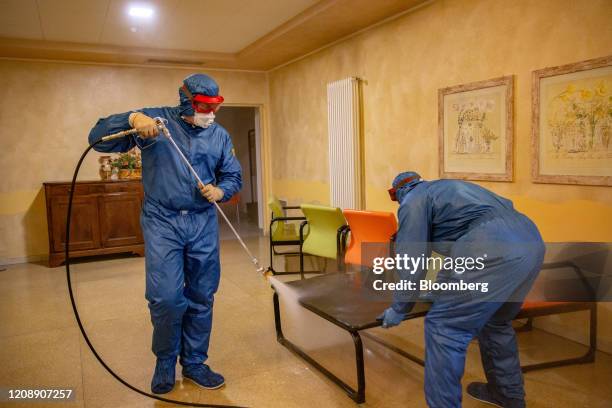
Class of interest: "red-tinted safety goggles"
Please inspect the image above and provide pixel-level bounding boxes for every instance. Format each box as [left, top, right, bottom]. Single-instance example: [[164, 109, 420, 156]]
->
[[192, 100, 222, 114], [388, 176, 418, 201], [181, 84, 224, 113]]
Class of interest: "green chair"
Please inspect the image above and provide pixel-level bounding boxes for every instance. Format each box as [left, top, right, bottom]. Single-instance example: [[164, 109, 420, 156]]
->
[[299, 204, 347, 279], [267, 197, 308, 275]]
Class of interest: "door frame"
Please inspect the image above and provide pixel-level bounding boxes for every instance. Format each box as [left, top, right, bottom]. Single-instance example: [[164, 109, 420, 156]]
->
[[220, 103, 270, 232]]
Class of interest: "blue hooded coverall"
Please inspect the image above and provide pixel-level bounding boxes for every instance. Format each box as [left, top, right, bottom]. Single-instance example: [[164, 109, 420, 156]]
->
[[88, 76, 242, 368], [392, 175, 544, 407]]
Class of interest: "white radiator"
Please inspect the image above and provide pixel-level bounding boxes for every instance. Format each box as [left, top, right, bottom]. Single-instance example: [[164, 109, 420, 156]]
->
[[327, 77, 363, 210]]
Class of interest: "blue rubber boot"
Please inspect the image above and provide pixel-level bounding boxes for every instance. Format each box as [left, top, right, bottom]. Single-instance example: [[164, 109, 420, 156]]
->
[[151, 358, 176, 394], [182, 364, 225, 390]]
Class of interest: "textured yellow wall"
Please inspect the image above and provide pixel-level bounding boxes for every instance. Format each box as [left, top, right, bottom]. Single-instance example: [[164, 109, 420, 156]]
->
[[269, 0, 612, 240], [268, 0, 612, 350], [0, 60, 267, 262]]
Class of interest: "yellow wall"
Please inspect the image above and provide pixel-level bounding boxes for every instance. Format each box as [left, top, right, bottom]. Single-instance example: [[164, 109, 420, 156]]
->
[[0, 60, 267, 262], [269, 0, 612, 240], [268, 0, 612, 350]]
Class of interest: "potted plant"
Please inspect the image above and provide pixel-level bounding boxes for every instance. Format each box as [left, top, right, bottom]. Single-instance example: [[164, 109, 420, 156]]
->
[[112, 152, 136, 179]]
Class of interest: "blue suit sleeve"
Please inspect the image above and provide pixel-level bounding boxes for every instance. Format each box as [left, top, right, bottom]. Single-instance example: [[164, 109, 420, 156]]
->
[[88, 111, 137, 153], [215, 135, 242, 202], [392, 191, 432, 314]]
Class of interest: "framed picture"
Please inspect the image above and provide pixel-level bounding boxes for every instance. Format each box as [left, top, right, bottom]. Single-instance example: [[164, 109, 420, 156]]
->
[[439, 76, 513, 181], [532, 56, 611, 186]]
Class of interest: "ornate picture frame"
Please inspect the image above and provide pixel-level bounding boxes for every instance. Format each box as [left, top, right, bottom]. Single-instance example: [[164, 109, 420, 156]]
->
[[439, 76, 514, 182], [532, 56, 611, 186]]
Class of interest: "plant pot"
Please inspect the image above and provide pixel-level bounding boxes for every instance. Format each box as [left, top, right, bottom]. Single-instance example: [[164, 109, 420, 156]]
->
[[130, 168, 142, 179], [119, 169, 131, 179]]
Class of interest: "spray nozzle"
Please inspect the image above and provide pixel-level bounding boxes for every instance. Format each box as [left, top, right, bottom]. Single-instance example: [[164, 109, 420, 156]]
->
[[154, 117, 170, 137]]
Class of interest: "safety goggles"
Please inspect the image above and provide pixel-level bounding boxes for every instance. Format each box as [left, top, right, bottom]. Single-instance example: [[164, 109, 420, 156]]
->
[[192, 100, 222, 114], [388, 176, 418, 201], [181, 84, 224, 113]]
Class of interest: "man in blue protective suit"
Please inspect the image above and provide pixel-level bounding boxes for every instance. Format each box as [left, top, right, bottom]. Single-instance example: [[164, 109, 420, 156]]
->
[[88, 74, 242, 394], [378, 172, 545, 408]]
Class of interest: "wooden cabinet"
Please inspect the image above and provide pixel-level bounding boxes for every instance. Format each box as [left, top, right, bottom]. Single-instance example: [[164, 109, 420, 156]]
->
[[44, 180, 145, 267]]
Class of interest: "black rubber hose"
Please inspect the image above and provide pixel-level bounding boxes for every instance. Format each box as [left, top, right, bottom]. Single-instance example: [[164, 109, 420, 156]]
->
[[65, 141, 247, 408]]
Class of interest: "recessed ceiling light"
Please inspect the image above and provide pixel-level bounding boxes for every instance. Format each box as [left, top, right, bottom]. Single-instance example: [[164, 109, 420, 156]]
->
[[128, 6, 154, 18]]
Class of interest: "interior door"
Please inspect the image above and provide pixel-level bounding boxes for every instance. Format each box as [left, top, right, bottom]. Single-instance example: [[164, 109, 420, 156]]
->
[[248, 129, 257, 202], [99, 193, 143, 247], [51, 196, 101, 252]]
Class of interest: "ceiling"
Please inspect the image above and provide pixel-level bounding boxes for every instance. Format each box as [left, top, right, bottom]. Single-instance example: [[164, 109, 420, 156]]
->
[[0, 0, 430, 70]]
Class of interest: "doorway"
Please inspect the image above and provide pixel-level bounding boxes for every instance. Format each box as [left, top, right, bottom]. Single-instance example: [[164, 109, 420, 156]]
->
[[214, 106, 263, 240]]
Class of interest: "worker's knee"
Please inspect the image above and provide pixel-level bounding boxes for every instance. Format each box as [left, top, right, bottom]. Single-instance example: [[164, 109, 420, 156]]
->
[[148, 289, 187, 318], [185, 289, 215, 309], [425, 313, 475, 348]]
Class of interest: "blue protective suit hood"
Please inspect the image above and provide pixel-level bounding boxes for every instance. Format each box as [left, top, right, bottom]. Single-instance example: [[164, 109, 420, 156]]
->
[[393, 171, 423, 203], [179, 74, 221, 116]]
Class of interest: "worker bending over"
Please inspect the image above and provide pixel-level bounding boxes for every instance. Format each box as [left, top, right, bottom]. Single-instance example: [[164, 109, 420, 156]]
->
[[379, 172, 544, 408], [88, 74, 242, 394]]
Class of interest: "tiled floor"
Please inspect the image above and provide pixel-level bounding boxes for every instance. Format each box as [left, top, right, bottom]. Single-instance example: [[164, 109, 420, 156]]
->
[[1, 234, 611, 407]]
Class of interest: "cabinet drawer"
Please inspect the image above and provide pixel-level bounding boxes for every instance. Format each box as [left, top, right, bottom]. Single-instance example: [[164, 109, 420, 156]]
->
[[89, 184, 106, 194], [47, 184, 91, 196], [105, 182, 142, 194]]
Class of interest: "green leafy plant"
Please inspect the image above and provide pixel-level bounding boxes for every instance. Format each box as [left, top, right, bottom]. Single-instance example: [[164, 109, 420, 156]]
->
[[111, 152, 139, 170]]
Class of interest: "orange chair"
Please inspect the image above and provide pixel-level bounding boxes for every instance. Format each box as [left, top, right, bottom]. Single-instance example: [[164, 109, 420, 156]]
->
[[341, 209, 398, 268]]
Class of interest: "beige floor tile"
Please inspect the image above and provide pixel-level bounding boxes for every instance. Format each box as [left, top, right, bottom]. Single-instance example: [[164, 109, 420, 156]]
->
[[0, 285, 76, 338], [72, 268, 149, 325], [0, 327, 84, 408]]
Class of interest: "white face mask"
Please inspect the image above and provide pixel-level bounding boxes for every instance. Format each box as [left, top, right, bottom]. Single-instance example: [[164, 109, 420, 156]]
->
[[193, 112, 215, 128]]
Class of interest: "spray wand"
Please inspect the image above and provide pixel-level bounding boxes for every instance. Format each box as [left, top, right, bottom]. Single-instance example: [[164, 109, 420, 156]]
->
[[102, 118, 269, 276]]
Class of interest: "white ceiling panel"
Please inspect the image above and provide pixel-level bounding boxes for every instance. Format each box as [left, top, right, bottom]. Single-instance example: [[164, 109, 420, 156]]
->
[[100, 0, 318, 52], [100, 0, 180, 48], [0, 0, 430, 70], [0, 0, 43, 39], [0, 0, 318, 52], [37, 0, 110, 43]]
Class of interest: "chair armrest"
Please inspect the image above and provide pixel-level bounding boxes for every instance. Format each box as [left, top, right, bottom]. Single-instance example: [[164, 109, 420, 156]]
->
[[270, 216, 307, 232], [271, 216, 306, 223], [337, 225, 350, 264], [299, 220, 309, 241]]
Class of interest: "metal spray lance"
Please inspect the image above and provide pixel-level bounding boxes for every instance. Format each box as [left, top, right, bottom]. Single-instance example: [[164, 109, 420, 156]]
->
[[154, 118, 268, 276], [102, 118, 268, 276]]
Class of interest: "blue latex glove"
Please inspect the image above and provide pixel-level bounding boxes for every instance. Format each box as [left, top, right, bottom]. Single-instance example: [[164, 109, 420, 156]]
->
[[377, 307, 405, 328]]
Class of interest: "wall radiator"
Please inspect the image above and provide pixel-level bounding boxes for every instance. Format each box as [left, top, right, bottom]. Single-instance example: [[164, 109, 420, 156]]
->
[[327, 77, 363, 210]]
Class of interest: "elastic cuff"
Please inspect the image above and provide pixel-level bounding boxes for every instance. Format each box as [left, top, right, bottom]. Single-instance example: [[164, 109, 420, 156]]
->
[[391, 302, 413, 314]]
